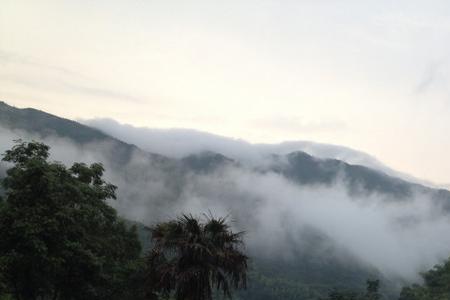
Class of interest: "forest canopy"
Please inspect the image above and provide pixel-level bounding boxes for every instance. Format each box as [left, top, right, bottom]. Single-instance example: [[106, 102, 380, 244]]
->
[[0, 141, 142, 300]]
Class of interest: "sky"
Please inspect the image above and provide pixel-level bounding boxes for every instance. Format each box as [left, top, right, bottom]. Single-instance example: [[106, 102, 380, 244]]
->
[[1, 0, 450, 184]]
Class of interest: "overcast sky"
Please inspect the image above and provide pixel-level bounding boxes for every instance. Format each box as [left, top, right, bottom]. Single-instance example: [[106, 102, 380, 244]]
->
[[1, 0, 450, 184]]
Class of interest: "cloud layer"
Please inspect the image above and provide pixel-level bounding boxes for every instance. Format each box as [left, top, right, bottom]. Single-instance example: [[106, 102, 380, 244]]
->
[[84, 118, 425, 184]]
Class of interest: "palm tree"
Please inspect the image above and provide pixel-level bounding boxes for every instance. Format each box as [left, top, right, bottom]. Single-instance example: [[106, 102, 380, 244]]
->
[[144, 214, 248, 300]]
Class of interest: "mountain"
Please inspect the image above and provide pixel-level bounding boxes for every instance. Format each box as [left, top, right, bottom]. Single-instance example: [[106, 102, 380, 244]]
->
[[84, 118, 403, 178], [2, 100, 447, 205], [1, 101, 449, 299], [276, 152, 450, 207], [0, 101, 114, 143], [0, 101, 169, 167], [181, 151, 235, 173]]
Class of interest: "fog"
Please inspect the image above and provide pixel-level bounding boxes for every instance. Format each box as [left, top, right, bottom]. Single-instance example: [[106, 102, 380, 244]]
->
[[1, 125, 450, 284], [83, 119, 390, 170], [83, 118, 429, 186], [174, 168, 450, 281]]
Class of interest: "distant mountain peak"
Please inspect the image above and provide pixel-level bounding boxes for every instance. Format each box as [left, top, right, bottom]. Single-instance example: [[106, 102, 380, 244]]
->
[[181, 151, 235, 173]]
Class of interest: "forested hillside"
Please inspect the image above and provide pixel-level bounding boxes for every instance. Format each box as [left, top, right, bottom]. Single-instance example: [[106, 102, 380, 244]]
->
[[1, 101, 450, 299]]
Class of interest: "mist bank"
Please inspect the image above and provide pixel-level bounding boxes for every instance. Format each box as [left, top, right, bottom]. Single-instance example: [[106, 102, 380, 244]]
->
[[83, 118, 406, 176], [1, 125, 450, 285]]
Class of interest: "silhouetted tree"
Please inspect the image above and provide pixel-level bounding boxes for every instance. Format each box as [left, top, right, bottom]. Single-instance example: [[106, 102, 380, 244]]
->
[[145, 214, 248, 300]]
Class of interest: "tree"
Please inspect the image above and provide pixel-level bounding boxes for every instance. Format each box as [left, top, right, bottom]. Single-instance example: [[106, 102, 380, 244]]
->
[[326, 288, 358, 300], [0, 141, 142, 300], [365, 280, 381, 300], [145, 214, 248, 300], [398, 258, 450, 300], [322, 279, 382, 300]]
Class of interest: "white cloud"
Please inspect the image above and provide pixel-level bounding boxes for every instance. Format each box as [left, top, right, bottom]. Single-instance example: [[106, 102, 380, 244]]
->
[[83, 118, 424, 183]]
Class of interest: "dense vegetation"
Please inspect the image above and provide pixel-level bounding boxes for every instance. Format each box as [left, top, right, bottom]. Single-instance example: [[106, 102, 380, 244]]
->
[[321, 279, 382, 300], [145, 215, 248, 300], [398, 258, 450, 300], [0, 141, 248, 300], [0, 141, 143, 300], [319, 259, 450, 300], [4, 141, 450, 300]]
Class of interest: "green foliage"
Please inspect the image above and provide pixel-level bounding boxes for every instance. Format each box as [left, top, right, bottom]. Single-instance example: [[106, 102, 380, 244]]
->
[[398, 258, 450, 300], [0, 141, 142, 300], [145, 214, 248, 300], [321, 279, 382, 300], [365, 280, 381, 300], [326, 288, 358, 300]]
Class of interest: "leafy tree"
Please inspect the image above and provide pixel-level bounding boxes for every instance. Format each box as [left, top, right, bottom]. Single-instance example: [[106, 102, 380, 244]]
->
[[398, 258, 450, 300], [145, 214, 248, 300], [0, 141, 142, 300]]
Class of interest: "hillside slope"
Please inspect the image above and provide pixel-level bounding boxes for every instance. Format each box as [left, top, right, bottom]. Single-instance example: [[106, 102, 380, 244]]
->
[[1, 101, 449, 299]]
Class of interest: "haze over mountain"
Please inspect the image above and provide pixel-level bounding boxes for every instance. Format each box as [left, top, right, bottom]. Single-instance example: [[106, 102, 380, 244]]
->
[[2, 101, 450, 299], [84, 118, 413, 181]]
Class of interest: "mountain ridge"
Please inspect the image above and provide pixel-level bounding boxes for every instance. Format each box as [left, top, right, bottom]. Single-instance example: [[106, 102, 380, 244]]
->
[[1, 100, 449, 300], [1, 101, 449, 204]]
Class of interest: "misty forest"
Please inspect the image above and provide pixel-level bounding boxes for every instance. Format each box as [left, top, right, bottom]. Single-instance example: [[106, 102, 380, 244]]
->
[[3, 1, 450, 299], [1, 101, 450, 300]]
